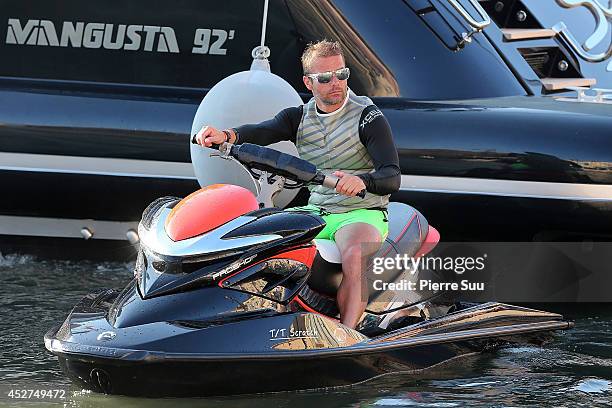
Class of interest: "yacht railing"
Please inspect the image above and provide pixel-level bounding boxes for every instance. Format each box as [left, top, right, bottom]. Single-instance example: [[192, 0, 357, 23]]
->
[[556, 86, 612, 104], [447, 0, 491, 48]]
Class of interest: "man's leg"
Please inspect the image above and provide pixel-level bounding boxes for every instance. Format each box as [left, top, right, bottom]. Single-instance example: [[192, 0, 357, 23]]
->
[[334, 223, 382, 329]]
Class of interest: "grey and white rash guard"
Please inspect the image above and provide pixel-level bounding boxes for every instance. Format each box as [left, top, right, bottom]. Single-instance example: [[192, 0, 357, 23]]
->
[[234, 93, 400, 212]]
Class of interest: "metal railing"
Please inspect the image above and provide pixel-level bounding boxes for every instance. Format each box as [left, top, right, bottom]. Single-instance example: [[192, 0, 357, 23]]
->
[[557, 86, 612, 104], [446, 0, 491, 48]]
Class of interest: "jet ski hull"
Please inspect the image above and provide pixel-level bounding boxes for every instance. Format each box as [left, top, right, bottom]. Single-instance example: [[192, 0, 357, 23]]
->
[[45, 300, 571, 397]]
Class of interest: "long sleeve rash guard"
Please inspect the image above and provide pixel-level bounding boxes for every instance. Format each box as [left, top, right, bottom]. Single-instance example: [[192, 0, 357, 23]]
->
[[234, 105, 401, 196]]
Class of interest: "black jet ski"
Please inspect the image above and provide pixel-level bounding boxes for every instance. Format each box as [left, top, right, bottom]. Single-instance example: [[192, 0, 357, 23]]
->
[[44, 142, 572, 397]]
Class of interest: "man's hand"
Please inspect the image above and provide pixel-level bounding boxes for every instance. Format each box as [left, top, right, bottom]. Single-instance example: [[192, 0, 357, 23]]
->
[[333, 171, 366, 197], [194, 126, 228, 147]]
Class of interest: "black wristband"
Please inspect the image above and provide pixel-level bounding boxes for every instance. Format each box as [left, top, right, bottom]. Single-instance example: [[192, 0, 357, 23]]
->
[[222, 130, 231, 143]]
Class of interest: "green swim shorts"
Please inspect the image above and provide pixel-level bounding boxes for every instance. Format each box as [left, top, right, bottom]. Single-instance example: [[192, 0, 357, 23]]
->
[[287, 204, 388, 242]]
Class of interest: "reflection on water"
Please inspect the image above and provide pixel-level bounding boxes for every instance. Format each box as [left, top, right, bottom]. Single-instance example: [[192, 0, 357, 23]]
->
[[0, 254, 610, 407]]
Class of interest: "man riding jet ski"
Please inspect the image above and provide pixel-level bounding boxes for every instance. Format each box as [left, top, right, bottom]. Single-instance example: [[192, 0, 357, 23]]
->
[[195, 40, 401, 329], [44, 139, 572, 397]]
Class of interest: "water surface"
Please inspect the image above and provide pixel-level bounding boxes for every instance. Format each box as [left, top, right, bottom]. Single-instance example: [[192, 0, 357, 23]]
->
[[0, 253, 610, 407]]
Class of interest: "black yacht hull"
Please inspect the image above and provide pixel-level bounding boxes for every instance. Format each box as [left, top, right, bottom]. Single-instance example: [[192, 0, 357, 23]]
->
[[2, 0, 612, 256], [1, 89, 611, 257]]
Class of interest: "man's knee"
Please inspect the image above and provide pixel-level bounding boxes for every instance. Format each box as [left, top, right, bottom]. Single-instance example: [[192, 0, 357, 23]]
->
[[340, 245, 361, 266]]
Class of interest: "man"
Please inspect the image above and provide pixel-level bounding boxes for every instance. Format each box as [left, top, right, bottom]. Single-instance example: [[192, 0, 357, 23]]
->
[[195, 40, 400, 329]]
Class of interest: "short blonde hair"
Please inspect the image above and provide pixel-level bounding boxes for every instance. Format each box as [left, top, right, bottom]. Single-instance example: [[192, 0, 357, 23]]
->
[[301, 40, 345, 74]]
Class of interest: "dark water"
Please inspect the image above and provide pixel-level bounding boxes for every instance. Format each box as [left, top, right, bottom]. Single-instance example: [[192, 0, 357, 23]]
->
[[1, 253, 611, 407]]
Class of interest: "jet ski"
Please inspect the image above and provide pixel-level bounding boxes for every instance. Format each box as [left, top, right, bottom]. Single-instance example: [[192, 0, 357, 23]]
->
[[44, 141, 573, 397]]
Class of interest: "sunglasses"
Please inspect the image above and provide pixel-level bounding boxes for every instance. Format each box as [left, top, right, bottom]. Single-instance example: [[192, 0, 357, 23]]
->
[[305, 67, 350, 84]]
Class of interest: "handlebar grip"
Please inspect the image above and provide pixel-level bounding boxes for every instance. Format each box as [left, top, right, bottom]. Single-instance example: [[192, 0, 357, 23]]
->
[[191, 133, 222, 150], [322, 175, 367, 199]]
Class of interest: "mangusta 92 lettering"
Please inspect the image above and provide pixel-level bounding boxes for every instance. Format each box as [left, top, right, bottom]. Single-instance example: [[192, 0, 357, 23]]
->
[[5, 18, 235, 54]]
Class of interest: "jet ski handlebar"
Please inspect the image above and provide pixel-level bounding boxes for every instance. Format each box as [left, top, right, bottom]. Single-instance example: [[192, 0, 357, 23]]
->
[[194, 140, 365, 198]]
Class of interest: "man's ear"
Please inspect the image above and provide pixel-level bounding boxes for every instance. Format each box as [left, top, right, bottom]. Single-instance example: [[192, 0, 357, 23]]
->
[[302, 76, 313, 91]]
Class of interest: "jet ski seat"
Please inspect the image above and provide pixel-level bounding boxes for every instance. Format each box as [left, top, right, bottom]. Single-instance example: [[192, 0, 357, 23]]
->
[[306, 202, 432, 298]]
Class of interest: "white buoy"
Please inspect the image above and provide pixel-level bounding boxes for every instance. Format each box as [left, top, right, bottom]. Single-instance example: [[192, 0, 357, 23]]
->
[[189, 56, 303, 207], [190, 0, 303, 208]]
